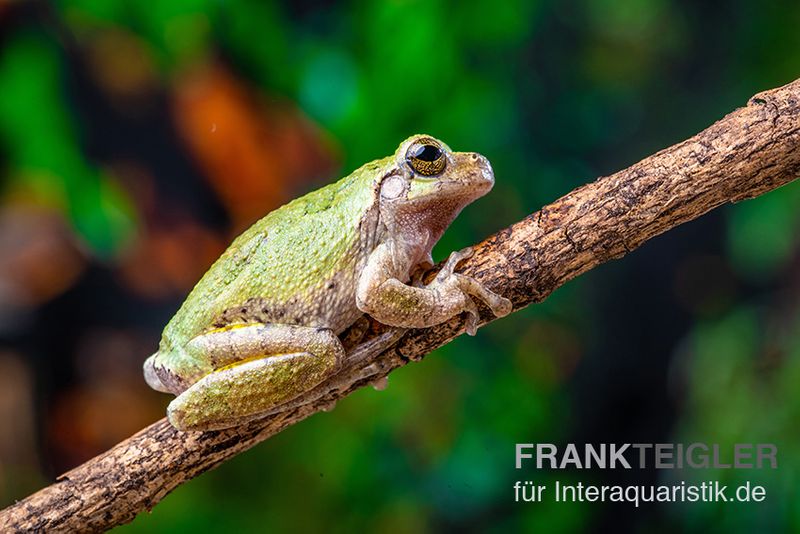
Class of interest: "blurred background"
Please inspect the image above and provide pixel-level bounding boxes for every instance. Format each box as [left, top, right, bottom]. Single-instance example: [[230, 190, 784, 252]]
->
[[0, 0, 799, 531]]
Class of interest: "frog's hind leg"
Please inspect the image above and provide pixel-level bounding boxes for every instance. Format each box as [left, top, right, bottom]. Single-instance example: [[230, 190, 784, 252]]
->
[[167, 324, 345, 431], [253, 326, 408, 417]]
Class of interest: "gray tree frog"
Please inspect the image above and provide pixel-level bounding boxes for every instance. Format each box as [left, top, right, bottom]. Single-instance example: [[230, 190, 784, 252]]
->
[[144, 135, 512, 431]]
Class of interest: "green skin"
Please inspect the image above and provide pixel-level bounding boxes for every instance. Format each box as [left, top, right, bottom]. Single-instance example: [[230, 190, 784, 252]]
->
[[144, 134, 512, 431]]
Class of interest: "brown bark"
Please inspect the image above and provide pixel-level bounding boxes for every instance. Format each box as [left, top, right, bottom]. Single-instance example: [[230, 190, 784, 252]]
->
[[3, 78, 800, 533]]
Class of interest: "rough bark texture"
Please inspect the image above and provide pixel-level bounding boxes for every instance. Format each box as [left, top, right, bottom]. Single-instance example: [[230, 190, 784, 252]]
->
[[3, 78, 800, 533]]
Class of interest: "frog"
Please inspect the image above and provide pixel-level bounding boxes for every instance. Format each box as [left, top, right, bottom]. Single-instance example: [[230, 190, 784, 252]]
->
[[144, 134, 512, 431]]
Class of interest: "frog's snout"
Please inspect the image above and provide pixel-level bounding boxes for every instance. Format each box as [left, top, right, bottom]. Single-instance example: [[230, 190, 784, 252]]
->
[[464, 152, 495, 191]]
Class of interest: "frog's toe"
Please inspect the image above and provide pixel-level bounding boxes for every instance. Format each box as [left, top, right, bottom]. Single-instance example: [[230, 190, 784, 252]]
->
[[489, 294, 513, 318]]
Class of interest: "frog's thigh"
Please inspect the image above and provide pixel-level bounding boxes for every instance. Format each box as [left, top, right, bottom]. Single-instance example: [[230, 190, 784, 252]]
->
[[170, 324, 344, 431], [186, 323, 343, 370]]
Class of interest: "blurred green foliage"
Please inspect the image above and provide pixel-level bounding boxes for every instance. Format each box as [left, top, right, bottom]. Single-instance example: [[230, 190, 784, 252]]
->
[[1, 0, 800, 532], [0, 32, 135, 257]]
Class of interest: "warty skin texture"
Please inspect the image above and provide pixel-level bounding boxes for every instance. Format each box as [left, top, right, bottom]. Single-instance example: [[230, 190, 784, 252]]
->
[[144, 134, 511, 430]]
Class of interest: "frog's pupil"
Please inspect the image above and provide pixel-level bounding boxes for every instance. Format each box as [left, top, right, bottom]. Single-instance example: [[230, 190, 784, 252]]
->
[[413, 144, 441, 162]]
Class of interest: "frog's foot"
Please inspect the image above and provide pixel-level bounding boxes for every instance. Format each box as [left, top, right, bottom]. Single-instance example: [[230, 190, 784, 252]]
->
[[436, 246, 475, 282], [357, 244, 512, 336], [413, 247, 510, 335], [167, 324, 345, 431], [449, 271, 512, 335], [429, 248, 512, 335]]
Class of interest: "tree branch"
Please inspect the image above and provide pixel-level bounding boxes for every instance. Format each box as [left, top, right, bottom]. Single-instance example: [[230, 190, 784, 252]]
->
[[3, 78, 800, 533]]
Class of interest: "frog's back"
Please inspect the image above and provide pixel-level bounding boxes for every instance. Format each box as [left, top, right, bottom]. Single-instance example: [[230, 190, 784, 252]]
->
[[160, 159, 388, 356]]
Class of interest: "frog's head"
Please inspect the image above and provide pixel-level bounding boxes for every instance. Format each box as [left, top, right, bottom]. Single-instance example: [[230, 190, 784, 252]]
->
[[388, 134, 495, 203], [378, 134, 495, 260]]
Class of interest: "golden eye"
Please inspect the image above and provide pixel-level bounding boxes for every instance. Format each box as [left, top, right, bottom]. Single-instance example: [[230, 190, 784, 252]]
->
[[406, 138, 446, 176]]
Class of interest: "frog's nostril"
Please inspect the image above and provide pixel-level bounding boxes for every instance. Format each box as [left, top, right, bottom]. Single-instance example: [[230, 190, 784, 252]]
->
[[470, 153, 489, 167], [470, 154, 493, 179], [469, 152, 490, 169]]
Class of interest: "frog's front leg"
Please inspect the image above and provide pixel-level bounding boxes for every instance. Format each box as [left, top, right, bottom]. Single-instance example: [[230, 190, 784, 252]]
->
[[356, 244, 512, 335], [168, 324, 344, 431]]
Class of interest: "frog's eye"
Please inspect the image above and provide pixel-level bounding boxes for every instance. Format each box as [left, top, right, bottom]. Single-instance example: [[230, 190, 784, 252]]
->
[[406, 138, 446, 177]]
